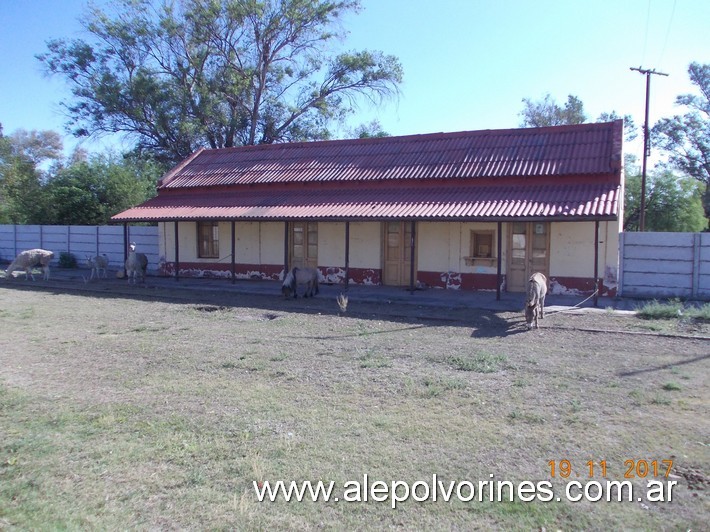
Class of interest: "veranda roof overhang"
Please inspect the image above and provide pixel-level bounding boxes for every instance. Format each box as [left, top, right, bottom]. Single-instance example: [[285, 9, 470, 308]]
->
[[111, 181, 620, 223]]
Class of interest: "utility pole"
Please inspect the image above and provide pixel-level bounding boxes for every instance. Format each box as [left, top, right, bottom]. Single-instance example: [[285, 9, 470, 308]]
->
[[630, 66, 668, 231]]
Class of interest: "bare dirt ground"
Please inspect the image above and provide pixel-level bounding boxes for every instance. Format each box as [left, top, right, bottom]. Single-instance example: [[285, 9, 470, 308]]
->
[[0, 280, 708, 530]]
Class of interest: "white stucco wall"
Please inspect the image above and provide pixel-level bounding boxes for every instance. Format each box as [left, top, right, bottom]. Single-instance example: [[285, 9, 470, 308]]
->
[[417, 222, 450, 271], [157, 219, 619, 289], [234, 222, 260, 263], [348, 222, 381, 269], [549, 220, 619, 279], [161, 221, 286, 265], [258, 222, 283, 264], [318, 222, 346, 266], [418, 222, 503, 273]]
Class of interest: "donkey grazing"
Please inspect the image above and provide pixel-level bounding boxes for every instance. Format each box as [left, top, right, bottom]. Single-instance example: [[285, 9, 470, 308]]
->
[[525, 272, 548, 329], [282, 267, 319, 299]]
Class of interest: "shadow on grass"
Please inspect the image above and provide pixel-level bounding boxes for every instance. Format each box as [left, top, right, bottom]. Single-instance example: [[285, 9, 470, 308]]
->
[[469, 311, 529, 338], [0, 278, 517, 332], [618, 353, 710, 377]]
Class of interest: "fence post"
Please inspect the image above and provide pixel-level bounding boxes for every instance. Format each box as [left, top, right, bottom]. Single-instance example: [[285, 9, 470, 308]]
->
[[692, 233, 701, 299], [617, 232, 625, 298]]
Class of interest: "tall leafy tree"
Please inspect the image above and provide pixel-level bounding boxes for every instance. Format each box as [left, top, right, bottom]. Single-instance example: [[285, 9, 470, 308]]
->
[[519, 94, 587, 127], [0, 127, 62, 224], [623, 156, 706, 232], [652, 62, 710, 226], [43, 153, 162, 225], [519, 94, 637, 141], [38, 0, 403, 164]]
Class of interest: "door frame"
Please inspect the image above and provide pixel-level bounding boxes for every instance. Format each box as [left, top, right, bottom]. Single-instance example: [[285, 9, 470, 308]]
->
[[381, 220, 417, 287], [289, 221, 318, 269], [506, 221, 550, 292]]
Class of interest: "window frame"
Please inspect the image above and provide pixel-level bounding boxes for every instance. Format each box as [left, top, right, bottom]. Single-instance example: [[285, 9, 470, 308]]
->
[[197, 221, 220, 259], [470, 230, 495, 259]]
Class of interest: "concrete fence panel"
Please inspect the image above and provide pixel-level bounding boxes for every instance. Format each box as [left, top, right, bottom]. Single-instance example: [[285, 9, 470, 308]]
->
[[619, 232, 710, 300], [0, 224, 159, 274]]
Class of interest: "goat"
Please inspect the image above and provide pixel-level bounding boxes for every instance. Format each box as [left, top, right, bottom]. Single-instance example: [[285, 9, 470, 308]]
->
[[337, 293, 349, 313], [86, 254, 109, 280], [125, 242, 148, 284], [5, 249, 54, 281], [525, 272, 547, 329]]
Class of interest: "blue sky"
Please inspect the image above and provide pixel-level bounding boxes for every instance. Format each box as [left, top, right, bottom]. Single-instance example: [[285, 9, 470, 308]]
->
[[1, 0, 708, 160]]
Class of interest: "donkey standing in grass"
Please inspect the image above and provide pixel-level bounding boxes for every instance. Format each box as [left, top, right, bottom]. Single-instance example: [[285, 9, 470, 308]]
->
[[525, 272, 548, 329], [281, 267, 319, 299]]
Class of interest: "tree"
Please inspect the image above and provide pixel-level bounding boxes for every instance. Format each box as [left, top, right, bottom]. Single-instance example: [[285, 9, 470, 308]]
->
[[0, 124, 163, 225], [42, 153, 163, 225], [623, 156, 706, 232], [519, 94, 586, 127], [519, 94, 637, 141], [348, 119, 389, 139], [652, 62, 710, 226], [38, 0, 403, 164], [0, 128, 63, 224]]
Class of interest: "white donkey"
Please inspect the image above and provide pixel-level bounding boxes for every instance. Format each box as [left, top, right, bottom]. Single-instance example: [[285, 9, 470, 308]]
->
[[525, 272, 548, 329]]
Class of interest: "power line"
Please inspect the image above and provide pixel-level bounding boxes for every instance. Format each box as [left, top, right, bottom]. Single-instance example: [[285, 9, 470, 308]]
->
[[630, 67, 669, 232], [658, 0, 677, 69]]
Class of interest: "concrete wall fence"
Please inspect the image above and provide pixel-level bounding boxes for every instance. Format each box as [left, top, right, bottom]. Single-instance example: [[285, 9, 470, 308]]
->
[[0, 224, 159, 274], [618, 232, 710, 300]]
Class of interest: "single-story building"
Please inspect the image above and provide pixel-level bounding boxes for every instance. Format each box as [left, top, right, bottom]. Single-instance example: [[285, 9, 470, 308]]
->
[[112, 120, 624, 297]]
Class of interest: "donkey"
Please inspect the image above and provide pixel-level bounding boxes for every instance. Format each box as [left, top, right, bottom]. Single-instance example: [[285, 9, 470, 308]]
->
[[282, 267, 319, 299], [525, 272, 548, 329]]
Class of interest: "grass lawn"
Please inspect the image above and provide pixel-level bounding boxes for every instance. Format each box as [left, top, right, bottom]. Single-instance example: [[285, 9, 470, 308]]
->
[[1, 282, 708, 529]]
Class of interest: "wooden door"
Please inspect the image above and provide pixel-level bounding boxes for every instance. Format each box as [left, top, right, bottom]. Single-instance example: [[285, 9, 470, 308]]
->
[[290, 222, 318, 269], [507, 222, 549, 292], [383, 221, 413, 286]]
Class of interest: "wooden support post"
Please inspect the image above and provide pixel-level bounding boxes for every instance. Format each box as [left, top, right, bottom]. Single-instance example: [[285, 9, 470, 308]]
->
[[496, 221, 502, 301], [174, 221, 180, 281], [231, 220, 236, 284], [283, 222, 289, 280], [409, 220, 416, 294], [344, 221, 350, 291], [593, 220, 599, 307], [123, 223, 128, 277]]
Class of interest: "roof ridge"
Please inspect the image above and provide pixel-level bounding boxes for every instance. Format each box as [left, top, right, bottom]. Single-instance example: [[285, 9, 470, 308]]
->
[[157, 121, 622, 189], [192, 120, 620, 155]]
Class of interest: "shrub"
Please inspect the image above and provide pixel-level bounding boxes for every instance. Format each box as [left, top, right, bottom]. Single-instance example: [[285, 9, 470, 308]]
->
[[685, 303, 710, 321], [636, 299, 683, 319], [58, 252, 77, 268]]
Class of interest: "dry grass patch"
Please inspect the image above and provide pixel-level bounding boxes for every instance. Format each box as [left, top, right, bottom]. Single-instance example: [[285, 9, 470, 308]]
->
[[0, 284, 708, 530]]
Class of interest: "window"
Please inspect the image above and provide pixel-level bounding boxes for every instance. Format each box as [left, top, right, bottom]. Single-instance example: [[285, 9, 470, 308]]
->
[[198, 221, 219, 258], [471, 230, 494, 258]]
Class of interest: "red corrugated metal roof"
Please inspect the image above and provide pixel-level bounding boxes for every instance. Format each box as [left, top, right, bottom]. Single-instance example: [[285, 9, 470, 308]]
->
[[158, 121, 623, 189], [113, 121, 623, 222], [112, 181, 620, 222]]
